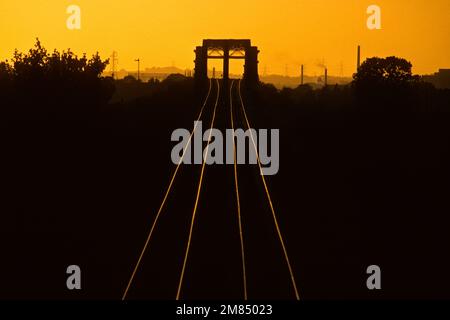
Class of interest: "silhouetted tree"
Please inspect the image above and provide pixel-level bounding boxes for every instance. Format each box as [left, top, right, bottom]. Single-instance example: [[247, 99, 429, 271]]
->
[[0, 38, 114, 122], [353, 56, 419, 86], [0, 61, 12, 80], [352, 56, 424, 111], [0, 61, 13, 101]]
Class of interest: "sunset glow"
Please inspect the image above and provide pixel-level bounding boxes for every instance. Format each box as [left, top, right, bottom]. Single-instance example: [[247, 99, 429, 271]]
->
[[1, 1, 449, 75]]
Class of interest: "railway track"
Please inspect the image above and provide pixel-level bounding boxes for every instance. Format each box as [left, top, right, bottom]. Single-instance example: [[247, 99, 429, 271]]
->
[[122, 78, 300, 300]]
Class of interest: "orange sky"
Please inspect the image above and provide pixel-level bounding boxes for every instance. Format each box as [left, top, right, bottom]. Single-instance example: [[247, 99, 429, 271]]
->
[[0, 0, 449, 76]]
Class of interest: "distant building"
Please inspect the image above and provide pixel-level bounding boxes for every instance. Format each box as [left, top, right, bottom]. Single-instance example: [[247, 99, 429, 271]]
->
[[422, 69, 450, 89]]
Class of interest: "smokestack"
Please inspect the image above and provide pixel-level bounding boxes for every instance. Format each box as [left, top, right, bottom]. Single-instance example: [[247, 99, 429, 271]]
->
[[301, 65, 304, 85], [357, 45, 361, 71], [324, 68, 328, 87]]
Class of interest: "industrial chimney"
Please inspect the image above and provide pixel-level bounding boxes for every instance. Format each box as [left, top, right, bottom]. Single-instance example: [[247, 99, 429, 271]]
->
[[324, 68, 328, 87], [301, 65, 304, 85], [357, 45, 361, 71]]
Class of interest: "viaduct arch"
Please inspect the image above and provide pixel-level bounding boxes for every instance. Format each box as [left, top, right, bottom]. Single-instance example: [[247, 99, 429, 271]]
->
[[194, 39, 259, 86]]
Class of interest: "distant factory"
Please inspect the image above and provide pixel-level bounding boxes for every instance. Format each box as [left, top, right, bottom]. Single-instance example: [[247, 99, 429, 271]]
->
[[422, 69, 450, 89]]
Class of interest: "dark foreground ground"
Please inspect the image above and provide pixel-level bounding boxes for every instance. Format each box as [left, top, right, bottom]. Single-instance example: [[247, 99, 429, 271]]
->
[[1, 77, 450, 299]]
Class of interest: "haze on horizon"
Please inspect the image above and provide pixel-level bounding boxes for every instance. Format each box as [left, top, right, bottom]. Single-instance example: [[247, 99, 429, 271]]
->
[[1, 0, 449, 76]]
